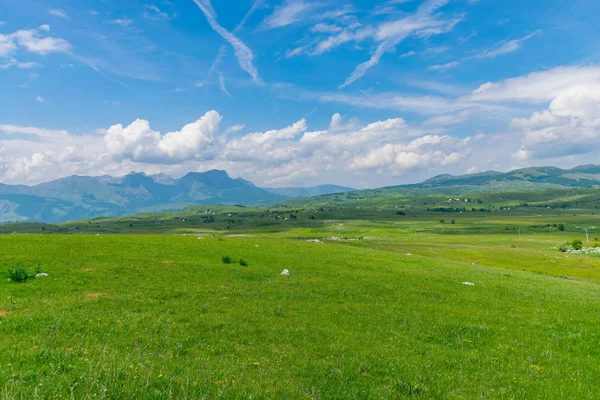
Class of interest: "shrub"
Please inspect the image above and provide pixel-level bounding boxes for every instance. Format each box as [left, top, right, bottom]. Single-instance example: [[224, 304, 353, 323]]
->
[[571, 239, 583, 251], [558, 224, 565, 232], [396, 211, 406, 216], [594, 243, 599, 249], [439, 219, 445, 224], [8, 267, 33, 283], [558, 243, 569, 253], [451, 220, 456, 225], [239, 259, 248, 267], [221, 255, 233, 264]]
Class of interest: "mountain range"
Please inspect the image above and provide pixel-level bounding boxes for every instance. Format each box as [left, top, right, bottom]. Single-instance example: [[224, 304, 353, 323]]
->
[[0, 170, 353, 223], [1, 165, 599, 223]]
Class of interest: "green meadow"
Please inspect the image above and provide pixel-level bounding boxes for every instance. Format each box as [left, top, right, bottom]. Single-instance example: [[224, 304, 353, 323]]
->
[[2, 190, 600, 398]]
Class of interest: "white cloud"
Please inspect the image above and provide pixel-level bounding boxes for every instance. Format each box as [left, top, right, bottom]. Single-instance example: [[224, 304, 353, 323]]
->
[[109, 18, 134, 27], [470, 66, 600, 103], [18, 61, 41, 68], [193, 0, 262, 85], [310, 23, 343, 34], [0, 110, 510, 187], [35, 95, 44, 103], [474, 31, 540, 59], [9, 28, 72, 55], [227, 124, 245, 133], [0, 125, 68, 139], [329, 113, 343, 131], [0, 35, 18, 57], [311, 27, 374, 56], [340, 0, 458, 88], [423, 111, 471, 126], [261, 1, 321, 29], [143, 4, 171, 19], [49, 9, 71, 20], [104, 110, 222, 163], [218, 72, 230, 96], [427, 61, 459, 72], [39, 24, 51, 32], [224, 119, 308, 162]]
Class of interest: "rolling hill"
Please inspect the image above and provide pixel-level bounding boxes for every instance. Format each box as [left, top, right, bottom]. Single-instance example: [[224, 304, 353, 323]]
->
[[281, 165, 600, 205]]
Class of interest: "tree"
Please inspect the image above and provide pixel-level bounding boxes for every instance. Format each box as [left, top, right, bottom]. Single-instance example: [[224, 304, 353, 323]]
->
[[572, 239, 583, 250]]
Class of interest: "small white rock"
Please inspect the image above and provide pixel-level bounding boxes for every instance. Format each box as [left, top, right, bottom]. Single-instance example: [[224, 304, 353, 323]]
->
[[281, 269, 290, 276], [462, 281, 475, 286], [36, 273, 49, 278], [406, 253, 412, 256]]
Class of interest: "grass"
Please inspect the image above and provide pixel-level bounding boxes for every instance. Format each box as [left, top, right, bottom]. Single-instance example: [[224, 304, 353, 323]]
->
[[1, 188, 600, 398], [1, 226, 600, 398], [7, 267, 33, 283]]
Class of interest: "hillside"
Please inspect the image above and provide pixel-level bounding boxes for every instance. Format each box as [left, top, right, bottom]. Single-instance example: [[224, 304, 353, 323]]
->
[[280, 165, 600, 206], [1, 164, 599, 224]]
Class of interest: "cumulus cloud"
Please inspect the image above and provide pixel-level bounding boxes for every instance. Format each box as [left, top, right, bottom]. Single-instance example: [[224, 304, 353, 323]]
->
[[0, 27, 72, 57], [224, 119, 308, 162], [104, 111, 222, 163], [507, 80, 600, 161], [2, 105, 492, 186]]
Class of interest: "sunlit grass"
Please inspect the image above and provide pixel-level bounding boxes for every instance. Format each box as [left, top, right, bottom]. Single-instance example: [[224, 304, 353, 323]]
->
[[1, 230, 600, 398]]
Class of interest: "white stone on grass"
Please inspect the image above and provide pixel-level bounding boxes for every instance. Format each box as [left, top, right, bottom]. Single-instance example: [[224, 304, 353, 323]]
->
[[462, 281, 475, 286], [281, 269, 290, 276], [36, 273, 49, 278]]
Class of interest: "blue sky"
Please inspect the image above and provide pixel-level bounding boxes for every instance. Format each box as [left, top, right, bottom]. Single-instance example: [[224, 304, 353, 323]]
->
[[1, 0, 600, 188]]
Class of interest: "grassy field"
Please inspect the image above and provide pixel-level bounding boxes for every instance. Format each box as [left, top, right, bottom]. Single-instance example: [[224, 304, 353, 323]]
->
[[2, 204, 600, 399]]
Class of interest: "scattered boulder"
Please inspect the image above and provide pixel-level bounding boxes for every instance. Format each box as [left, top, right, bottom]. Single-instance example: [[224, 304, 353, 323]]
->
[[35, 273, 49, 278], [306, 239, 323, 244], [462, 282, 475, 286], [406, 253, 412, 256], [281, 269, 290, 276]]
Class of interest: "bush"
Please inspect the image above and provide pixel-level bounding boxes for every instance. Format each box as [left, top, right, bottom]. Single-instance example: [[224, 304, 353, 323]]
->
[[451, 220, 456, 225], [8, 267, 33, 283], [571, 239, 583, 251], [439, 219, 445, 224], [221, 255, 233, 264], [558, 224, 565, 232], [396, 211, 406, 216], [239, 259, 248, 267], [594, 243, 599, 249], [558, 243, 570, 253]]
